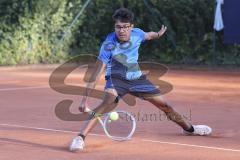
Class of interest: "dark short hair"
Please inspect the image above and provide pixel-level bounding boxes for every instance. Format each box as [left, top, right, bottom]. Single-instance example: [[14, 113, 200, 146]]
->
[[112, 8, 134, 24]]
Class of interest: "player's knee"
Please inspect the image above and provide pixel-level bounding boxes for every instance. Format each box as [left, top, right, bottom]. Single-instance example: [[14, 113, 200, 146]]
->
[[103, 96, 118, 106], [100, 97, 118, 113], [114, 96, 119, 103]]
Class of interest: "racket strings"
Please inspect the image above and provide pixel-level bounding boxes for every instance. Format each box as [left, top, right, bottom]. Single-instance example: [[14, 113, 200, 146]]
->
[[104, 111, 136, 140]]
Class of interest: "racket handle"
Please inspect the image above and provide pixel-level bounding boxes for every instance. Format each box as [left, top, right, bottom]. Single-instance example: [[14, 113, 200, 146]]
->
[[84, 107, 91, 112]]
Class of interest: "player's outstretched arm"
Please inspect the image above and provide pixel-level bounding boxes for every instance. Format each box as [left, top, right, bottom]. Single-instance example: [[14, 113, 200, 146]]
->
[[144, 25, 167, 40], [80, 60, 106, 111]]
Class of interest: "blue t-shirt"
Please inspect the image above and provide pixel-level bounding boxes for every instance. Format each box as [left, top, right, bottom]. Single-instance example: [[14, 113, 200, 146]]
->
[[98, 28, 145, 80]]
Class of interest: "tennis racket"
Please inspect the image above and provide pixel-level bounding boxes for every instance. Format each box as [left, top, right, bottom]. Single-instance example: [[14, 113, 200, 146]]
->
[[85, 107, 136, 141]]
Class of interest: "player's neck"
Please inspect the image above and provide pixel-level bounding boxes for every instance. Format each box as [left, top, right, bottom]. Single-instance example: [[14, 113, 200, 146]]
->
[[116, 37, 130, 43]]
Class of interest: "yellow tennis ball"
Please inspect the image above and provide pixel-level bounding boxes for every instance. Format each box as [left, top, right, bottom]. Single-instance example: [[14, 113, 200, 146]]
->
[[109, 112, 119, 121]]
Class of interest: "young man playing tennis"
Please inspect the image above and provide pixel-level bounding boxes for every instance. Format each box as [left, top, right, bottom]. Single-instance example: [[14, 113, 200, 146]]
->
[[70, 8, 212, 151]]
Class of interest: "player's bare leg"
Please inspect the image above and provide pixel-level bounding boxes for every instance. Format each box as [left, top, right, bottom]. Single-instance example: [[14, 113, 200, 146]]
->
[[79, 89, 118, 136], [144, 95, 193, 131], [144, 95, 212, 135], [69, 89, 118, 151]]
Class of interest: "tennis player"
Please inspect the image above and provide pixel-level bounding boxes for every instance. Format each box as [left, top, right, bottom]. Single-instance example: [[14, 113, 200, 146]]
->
[[70, 8, 212, 151]]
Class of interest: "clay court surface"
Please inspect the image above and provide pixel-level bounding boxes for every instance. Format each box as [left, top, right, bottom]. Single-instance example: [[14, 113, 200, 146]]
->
[[0, 64, 240, 160]]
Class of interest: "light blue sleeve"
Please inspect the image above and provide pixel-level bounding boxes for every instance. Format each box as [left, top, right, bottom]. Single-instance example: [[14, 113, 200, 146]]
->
[[97, 42, 111, 64], [134, 28, 146, 42]]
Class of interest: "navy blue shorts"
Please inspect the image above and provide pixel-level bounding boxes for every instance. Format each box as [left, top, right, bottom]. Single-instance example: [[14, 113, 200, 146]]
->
[[104, 74, 160, 99]]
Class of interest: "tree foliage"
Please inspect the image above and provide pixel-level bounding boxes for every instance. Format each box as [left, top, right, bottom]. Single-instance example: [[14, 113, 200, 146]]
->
[[0, 0, 83, 65], [0, 0, 239, 65]]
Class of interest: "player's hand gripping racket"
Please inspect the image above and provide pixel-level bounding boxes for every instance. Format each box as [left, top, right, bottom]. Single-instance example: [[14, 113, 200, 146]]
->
[[83, 107, 137, 141]]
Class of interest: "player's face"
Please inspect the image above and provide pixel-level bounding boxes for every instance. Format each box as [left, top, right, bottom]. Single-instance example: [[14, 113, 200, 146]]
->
[[114, 20, 133, 42]]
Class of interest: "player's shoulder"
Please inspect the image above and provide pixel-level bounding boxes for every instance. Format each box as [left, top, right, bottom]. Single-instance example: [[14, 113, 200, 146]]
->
[[100, 32, 116, 52], [132, 28, 145, 34], [132, 28, 144, 32], [104, 32, 116, 42], [131, 28, 145, 41]]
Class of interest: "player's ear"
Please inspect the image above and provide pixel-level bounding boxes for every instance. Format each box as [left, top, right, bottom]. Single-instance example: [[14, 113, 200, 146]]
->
[[130, 24, 134, 31]]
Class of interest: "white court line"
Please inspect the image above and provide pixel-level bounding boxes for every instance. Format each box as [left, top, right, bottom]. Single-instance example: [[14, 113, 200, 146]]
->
[[0, 84, 105, 92], [0, 86, 49, 91], [1, 123, 240, 153], [0, 123, 105, 137], [142, 139, 240, 153]]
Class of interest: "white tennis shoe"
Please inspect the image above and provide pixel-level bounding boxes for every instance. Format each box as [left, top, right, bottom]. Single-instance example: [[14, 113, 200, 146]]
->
[[184, 125, 212, 136], [69, 136, 85, 151]]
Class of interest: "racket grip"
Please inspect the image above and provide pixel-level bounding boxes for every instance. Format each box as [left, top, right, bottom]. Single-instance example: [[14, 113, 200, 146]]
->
[[79, 106, 92, 113], [84, 107, 91, 112]]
